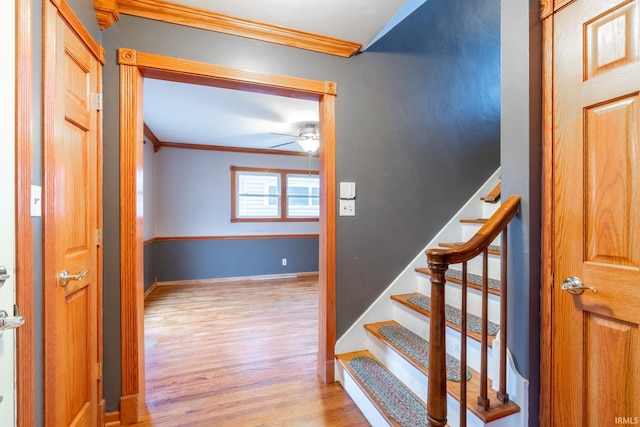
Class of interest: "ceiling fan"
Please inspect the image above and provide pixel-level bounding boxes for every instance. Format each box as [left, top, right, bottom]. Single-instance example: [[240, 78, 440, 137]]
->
[[269, 122, 320, 154]]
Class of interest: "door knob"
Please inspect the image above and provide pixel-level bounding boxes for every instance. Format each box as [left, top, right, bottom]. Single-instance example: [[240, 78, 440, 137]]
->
[[0, 308, 25, 337], [59, 269, 89, 287], [0, 266, 10, 285], [561, 276, 596, 295]]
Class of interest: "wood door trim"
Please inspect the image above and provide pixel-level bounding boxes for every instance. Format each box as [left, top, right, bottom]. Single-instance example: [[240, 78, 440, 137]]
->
[[118, 48, 337, 422], [57, 0, 105, 64], [540, 10, 554, 427], [15, 0, 35, 425]]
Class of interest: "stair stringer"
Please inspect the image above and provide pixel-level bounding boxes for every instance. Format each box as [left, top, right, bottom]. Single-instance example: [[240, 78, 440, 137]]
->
[[335, 168, 501, 356]]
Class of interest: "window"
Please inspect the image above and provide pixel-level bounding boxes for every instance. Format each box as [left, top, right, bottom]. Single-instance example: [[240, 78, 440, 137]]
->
[[231, 166, 319, 222]]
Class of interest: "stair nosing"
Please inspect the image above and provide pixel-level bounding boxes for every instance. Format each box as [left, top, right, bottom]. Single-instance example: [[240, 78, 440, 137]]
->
[[391, 292, 497, 348], [360, 321, 520, 423], [415, 267, 502, 296], [337, 350, 423, 427]]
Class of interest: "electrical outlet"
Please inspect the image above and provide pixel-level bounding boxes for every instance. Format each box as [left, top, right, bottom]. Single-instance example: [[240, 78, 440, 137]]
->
[[339, 199, 355, 216], [282, 258, 287, 266]]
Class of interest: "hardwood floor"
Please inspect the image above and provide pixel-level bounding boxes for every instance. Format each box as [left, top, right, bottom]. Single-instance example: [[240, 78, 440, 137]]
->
[[143, 276, 369, 426]]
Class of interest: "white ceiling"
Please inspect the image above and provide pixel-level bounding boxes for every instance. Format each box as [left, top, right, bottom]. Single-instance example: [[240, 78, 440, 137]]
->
[[143, 0, 428, 153]]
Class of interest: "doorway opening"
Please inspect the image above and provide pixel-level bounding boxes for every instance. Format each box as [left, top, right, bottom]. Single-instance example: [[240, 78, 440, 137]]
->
[[118, 48, 337, 422]]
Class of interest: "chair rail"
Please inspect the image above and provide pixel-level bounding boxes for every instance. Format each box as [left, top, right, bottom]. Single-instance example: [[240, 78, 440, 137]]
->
[[425, 195, 520, 427]]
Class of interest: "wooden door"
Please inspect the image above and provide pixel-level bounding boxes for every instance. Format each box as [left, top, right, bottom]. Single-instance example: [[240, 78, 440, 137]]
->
[[43, 7, 101, 427], [552, 0, 640, 425]]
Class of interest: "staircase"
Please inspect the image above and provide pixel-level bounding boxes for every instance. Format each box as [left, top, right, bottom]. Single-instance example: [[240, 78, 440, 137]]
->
[[335, 171, 528, 427]]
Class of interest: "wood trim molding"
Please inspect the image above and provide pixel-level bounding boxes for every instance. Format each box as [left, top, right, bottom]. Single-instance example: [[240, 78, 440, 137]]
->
[[540, 13, 554, 427], [114, 0, 361, 58], [541, 0, 577, 18], [119, 61, 146, 423], [318, 92, 336, 383], [142, 122, 161, 152], [540, 1, 553, 19], [120, 48, 337, 423], [54, 0, 106, 64], [149, 234, 320, 243], [118, 48, 336, 98], [16, 0, 35, 425], [159, 141, 312, 157], [94, 0, 119, 30]]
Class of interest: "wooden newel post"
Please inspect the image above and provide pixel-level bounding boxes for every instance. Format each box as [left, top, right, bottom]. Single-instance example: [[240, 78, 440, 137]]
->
[[426, 250, 449, 427]]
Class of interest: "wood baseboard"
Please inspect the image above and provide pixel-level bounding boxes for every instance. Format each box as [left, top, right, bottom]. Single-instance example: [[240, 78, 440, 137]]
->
[[157, 271, 319, 286], [143, 281, 157, 299], [105, 410, 120, 426]]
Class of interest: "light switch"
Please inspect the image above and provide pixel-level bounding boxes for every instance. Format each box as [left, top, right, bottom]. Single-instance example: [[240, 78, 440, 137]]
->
[[31, 185, 41, 217], [339, 182, 356, 199]]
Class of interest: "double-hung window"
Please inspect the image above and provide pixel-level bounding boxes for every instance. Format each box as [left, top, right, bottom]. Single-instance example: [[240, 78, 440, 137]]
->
[[231, 166, 319, 222]]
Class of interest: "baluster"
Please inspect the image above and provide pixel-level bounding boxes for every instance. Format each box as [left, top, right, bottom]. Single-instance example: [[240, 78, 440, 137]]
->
[[498, 230, 509, 403], [426, 259, 449, 427], [477, 249, 490, 411], [460, 261, 468, 427]]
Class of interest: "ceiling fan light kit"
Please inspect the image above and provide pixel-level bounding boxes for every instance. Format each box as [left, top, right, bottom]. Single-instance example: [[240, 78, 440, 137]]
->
[[297, 122, 320, 153]]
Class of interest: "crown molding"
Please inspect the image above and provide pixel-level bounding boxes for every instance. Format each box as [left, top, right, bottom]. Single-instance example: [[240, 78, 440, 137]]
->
[[104, 0, 361, 57], [94, 0, 119, 29]]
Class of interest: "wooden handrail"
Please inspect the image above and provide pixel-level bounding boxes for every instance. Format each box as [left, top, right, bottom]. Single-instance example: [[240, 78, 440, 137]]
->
[[426, 195, 520, 265], [425, 195, 520, 427]]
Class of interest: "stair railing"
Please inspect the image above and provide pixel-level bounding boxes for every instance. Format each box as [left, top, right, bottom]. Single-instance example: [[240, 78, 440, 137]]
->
[[425, 195, 520, 427]]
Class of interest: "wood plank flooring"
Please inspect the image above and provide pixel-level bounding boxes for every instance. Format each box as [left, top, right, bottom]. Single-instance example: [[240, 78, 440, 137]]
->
[[143, 276, 369, 426]]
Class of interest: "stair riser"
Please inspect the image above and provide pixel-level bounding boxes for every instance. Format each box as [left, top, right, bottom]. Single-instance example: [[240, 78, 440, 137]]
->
[[461, 224, 502, 245], [392, 303, 495, 375], [449, 255, 502, 281], [364, 334, 498, 427], [335, 362, 395, 427], [482, 201, 500, 218], [366, 334, 428, 399], [416, 276, 502, 324]]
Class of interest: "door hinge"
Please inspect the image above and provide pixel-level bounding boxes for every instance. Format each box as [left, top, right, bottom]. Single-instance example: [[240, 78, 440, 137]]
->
[[96, 362, 102, 381], [92, 92, 103, 111], [96, 228, 103, 246]]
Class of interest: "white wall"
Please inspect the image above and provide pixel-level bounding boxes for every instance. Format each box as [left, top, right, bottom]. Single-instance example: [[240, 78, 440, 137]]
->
[[143, 140, 156, 241], [152, 147, 320, 237]]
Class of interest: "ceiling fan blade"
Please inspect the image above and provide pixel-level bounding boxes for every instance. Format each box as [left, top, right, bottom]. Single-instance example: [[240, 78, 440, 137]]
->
[[270, 132, 298, 137], [269, 140, 297, 148]]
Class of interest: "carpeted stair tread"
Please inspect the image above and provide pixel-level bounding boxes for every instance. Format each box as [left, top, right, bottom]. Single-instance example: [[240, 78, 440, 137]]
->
[[364, 321, 471, 382], [439, 241, 501, 255], [337, 351, 427, 427], [414, 267, 501, 296], [391, 293, 498, 347], [352, 324, 521, 423]]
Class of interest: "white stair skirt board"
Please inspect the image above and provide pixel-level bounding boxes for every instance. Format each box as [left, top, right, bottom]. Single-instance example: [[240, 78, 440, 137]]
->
[[335, 168, 501, 356]]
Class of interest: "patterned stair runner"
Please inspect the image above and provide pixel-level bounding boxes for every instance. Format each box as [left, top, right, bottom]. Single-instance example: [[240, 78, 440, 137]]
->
[[407, 295, 500, 336], [378, 324, 471, 382], [446, 268, 501, 292], [348, 356, 428, 427]]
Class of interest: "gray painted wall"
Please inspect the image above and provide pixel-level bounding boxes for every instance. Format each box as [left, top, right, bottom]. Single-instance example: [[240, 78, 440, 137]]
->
[[143, 242, 155, 292], [501, 0, 542, 425], [100, 0, 501, 411], [154, 237, 319, 282]]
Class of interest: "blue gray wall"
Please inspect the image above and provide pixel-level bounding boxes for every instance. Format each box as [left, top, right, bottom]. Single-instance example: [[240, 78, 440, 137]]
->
[[100, 0, 502, 411], [144, 237, 319, 290], [501, 0, 542, 425]]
